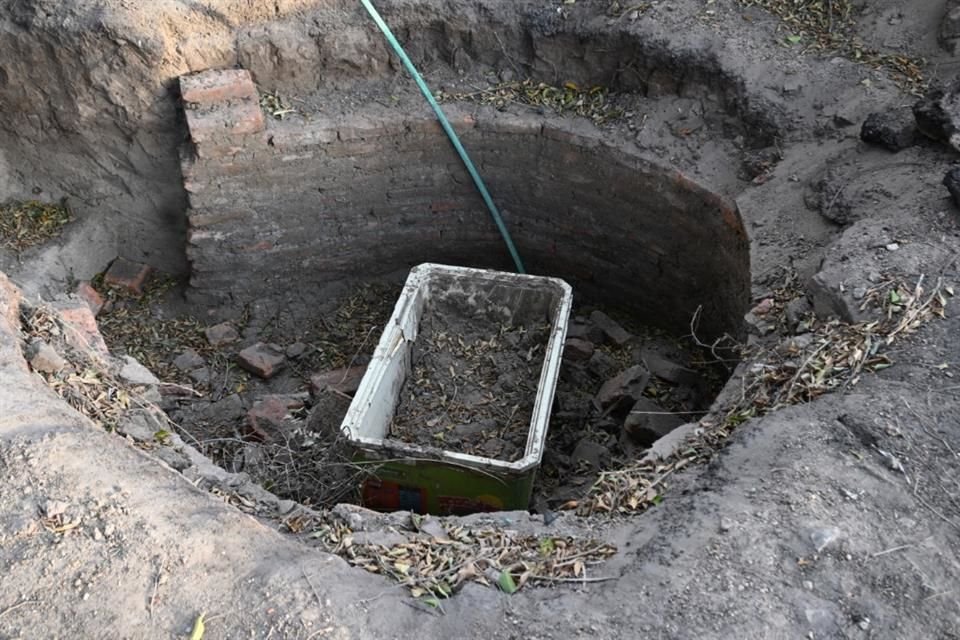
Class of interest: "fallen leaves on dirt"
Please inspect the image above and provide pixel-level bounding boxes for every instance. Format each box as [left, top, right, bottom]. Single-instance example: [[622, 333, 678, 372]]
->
[[437, 79, 625, 125], [0, 200, 72, 252], [259, 90, 299, 120], [294, 283, 399, 376], [573, 274, 949, 516], [738, 0, 925, 92], [312, 517, 616, 600], [94, 275, 211, 383], [21, 306, 133, 431]]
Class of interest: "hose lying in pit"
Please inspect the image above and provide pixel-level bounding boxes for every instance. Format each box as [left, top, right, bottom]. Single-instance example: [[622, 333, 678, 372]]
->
[[359, 0, 526, 274]]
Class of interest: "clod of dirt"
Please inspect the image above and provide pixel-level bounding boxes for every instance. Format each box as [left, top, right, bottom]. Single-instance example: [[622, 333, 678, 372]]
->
[[860, 110, 917, 151], [388, 298, 550, 462], [943, 166, 960, 210], [913, 80, 960, 150]]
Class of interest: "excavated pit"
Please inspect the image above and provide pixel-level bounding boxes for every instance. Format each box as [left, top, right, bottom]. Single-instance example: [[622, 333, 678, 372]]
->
[[3, 3, 761, 515]]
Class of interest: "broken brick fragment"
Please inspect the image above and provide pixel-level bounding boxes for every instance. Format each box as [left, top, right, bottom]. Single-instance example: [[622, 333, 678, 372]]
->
[[236, 342, 286, 379], [103, 258, 152, 295]]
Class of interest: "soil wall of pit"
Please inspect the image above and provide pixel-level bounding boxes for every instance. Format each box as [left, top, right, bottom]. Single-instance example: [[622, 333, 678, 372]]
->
[[182, 101, 749, 340]]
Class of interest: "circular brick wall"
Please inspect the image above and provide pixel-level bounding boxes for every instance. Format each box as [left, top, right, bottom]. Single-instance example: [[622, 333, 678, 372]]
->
[[181, 75, 749, 341]]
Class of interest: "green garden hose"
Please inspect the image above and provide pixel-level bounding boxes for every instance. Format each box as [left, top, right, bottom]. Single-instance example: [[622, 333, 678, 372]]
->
[[359, 0, 526, 274]]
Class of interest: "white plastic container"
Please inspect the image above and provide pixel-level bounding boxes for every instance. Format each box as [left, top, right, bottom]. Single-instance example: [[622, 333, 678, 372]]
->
[[341, 263, 572, 515]]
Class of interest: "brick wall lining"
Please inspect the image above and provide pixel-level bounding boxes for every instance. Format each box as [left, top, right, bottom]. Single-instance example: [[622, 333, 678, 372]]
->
[[179, 70, 749, 341]]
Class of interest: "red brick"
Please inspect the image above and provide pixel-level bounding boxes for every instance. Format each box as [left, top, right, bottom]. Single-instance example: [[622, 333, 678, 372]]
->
[[55, 303, 110, 361], [186, 99, 265, 145], [310, 365, 367, 397], [244, 394, 306, 442], [74, 281, 104, 316], [180, 69, 257, 106], [236, 342, 286, 379], [103, 258, 152, 295]]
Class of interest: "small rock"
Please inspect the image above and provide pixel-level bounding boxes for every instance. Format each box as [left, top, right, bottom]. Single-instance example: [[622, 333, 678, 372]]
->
[[172, 349, 204, 371], [586, 350, 618, 379], [570, 438, 610, 469], [188, 367, 211, 385], [750, 298, 775, 315], [44, 500, 69, 517], [860, 111, 917, 151], [639, 349, 701, 386], [285, 342, 307, 358], [28, 340, 66, 374], [941, 0, 960, 54], [118, 355, 160, 386], [92, 527, 104, 541], [943, 166, 960, 208], [498, 67, 516, 83], [719, 517, 733, 532], [802, 580, 814, 591], [310, 365, 366, 396], [784, 297, 812, 331], [204, 322, 239, 347], [117, 409, 163, 442], [154, 446, 190, 471], [306, 391, 353, 437], [913, 81, 960, 151], [594, 365, 650, 412], [246, 395, 303, 441], [589, 310, 633, 345], [810, 526, 843, 553], [236, 342, 286, 379], [623, 397, 684, 445], [277, 499, 297, 515], [563, 337, 595, 362], [885, 242, 900, 251]]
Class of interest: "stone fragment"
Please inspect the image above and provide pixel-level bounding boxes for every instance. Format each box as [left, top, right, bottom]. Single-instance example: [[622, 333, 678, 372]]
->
[[285, 342, 307, 358], [172, 349, 205, 371], [44, 500, 69, 518], [941, 0, 960, 53], [784, 296, 813, 331], [570, 438, 610, 469], [55, 302, 110, 360], [189, 367, 212, 385], [623, 398, 684, 446], [103, 257, 152, 295], [594, 365, 650, 412], [245, 395, 303, 441], [118, 355, 160, 386], [236, 342, 286, 379], [116, 409, 164, 442], [913, 81, 960, 151], [589, 310, 633, 345], [943, 167, 960, 209], [306, 390, 353, 437], [639, 349, 701, 387], [563, 337, 594, 362], [204, 322, 239, 347], [859, 111, 916, 151], [74, 281, 104, 315], [310, 365, 366, 397], [27, 340, 66, 374]]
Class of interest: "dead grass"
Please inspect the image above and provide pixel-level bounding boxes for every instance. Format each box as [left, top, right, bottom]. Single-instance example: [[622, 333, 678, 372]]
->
[[0, 200, 72, 252], [437, 79, 625, 125], [574, 274, 951, 516], [309, 515, 617, 602], [737, 0, 925, 92]]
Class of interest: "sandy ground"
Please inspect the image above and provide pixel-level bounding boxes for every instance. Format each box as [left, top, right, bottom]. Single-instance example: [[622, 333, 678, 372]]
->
[[1, 0, 960, 638]]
